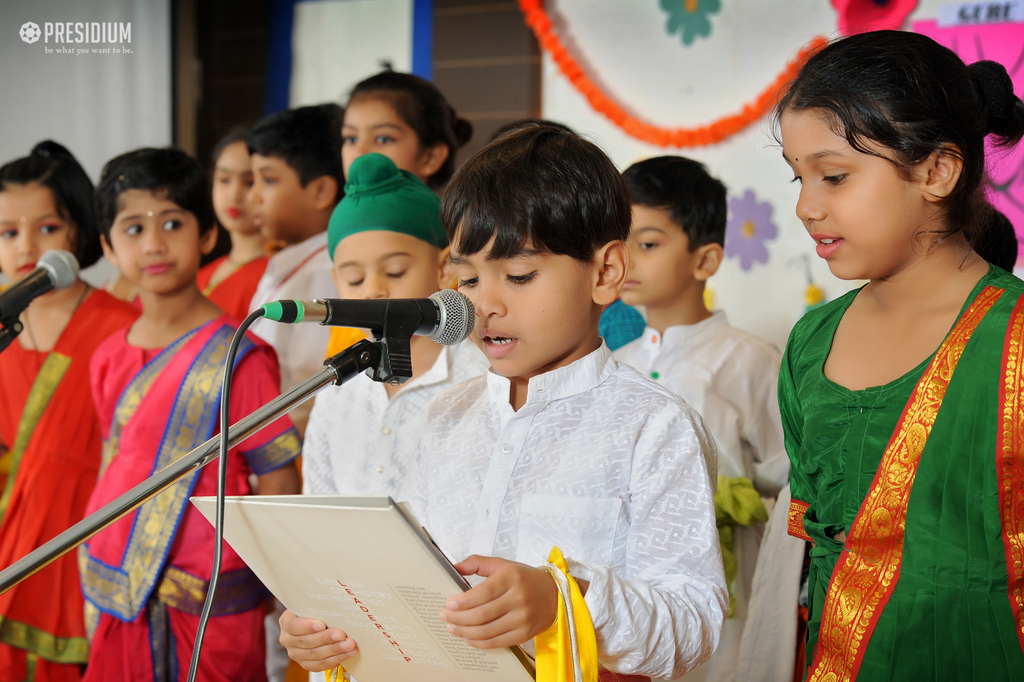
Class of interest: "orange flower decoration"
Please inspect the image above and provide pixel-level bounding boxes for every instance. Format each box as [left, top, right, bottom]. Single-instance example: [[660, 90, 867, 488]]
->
[[517, 0, 827, 148]]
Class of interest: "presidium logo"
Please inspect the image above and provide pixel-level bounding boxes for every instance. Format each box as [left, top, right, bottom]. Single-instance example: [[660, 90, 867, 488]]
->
[[19, 22, 41, 44], [18, 21, 132, 55]]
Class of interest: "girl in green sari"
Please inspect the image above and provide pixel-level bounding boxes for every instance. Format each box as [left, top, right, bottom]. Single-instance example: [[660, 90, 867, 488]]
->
[[777, 31, 1024, 681]]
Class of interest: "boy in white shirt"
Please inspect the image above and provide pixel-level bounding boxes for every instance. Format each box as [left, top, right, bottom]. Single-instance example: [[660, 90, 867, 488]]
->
[[280, 125, 727, 680], [614, 156, 788, 682], [302, 152, 488, 498], [247, 103, 344, 436]]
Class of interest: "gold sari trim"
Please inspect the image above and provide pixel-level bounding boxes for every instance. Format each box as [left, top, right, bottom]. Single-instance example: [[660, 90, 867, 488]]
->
[[0, 614, 89, 664], [788, 498, 811, 542], [998, 293, 1024, 653], [0, 353, 72, 523], [807, 284, 1003, 682]]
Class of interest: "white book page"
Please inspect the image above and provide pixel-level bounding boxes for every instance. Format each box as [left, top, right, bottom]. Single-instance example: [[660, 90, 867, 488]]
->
[[191, 495, 535, 682]]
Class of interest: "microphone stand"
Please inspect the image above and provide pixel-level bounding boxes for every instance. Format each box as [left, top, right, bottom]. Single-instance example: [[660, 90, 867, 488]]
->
[[0, 339, 384, 595]]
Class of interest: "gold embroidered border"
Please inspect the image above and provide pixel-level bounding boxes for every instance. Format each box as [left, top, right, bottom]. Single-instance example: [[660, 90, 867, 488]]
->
[[0, 353, 71, 523], [788, 498, 811, 542], [82, 326, 255, 620], [807, 285, 1004, 682], [245, 428, 301, 475], [998, 293, 1024, 653], [0, 614, 88, 664], [157, 565, 269, 616]]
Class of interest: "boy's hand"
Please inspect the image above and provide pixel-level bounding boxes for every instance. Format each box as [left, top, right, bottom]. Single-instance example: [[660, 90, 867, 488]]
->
[[279, 609, 358, 671], [439, 555, 558, 649]]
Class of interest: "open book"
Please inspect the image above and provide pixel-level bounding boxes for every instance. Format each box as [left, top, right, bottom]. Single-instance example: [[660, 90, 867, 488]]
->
[[191, 495, 536, 682]]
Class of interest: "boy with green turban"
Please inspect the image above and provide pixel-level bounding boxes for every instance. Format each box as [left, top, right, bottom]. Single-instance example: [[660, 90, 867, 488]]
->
[[302, 153, 488, 500]]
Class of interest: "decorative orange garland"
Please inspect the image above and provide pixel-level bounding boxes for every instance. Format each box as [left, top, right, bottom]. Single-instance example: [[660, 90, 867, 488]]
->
[[517, 0, 828, 148]]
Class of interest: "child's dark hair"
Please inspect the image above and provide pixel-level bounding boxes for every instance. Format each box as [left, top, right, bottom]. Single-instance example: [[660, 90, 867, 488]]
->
[[247, 103, 344, 191], [975, 210, 1018, 273], [0, 141, 102, 268], [489, 118, 574, 142], [623, 156, 727, 250], [210, 125, 250, 170], [95, 147, 216, 240], [775, 30, 1024, 250], [349, 71, 472, 188], [441, 125, 631, 262]]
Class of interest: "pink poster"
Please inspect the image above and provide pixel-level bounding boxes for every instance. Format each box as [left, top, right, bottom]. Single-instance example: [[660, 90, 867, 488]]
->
[[913, 19, 1024, 257]]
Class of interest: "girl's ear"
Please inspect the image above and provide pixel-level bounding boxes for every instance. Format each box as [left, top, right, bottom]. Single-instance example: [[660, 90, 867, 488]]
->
[[918, 144, 964, 203], [436, 245, 456, 289], [199, 225, 218, 256], [100, 234, 119, 269], [592, 240, 629, 306], [416, 143, 450, 182]]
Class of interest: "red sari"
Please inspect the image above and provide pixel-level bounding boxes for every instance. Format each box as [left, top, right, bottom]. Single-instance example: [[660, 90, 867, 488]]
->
[[196, 256, 268, 321], [0, 290, 138, 682], [80, 315, 300, 682]]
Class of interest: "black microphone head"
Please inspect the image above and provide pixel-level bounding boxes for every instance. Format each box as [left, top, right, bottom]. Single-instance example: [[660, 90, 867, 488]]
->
[[428, 289, 475, 346], [37, 250, 79, 289]]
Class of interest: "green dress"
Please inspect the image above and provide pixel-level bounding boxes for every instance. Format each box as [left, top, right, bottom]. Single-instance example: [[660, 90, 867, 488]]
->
[[780, 265, 1024, 681]]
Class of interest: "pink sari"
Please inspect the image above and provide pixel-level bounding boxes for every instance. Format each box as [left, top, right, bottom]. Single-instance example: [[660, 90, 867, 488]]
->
[[79, 316, 300, 681]]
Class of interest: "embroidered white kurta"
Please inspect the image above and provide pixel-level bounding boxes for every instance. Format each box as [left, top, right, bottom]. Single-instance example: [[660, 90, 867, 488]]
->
[[302, 339, 489, 496], [249, 231, 336, 434], [404, 344, 728, 679], [614, 312, 787, 682]]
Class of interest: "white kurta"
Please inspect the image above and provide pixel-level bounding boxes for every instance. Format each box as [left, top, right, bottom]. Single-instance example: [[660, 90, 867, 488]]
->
[[614, 312, 787, 682], [248, 231, 336, 434], [404, 344, 727, 679], [302, 339, 489, 496]]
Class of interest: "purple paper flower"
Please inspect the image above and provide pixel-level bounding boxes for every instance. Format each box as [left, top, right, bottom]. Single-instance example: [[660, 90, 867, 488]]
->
[[725, 190, 778, 271]]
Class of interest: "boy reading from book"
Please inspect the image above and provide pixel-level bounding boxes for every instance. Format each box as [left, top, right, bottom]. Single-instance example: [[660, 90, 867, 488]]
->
[[613, 157, 788, 681], [302, 152, 487, 498], [247, 104, 344, 435], [280, 125, 727, 681], [80, 148, 301, 681]]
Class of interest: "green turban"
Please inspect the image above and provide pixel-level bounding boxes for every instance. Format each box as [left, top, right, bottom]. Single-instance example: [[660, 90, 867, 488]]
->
[[328, 153, 447, 258]]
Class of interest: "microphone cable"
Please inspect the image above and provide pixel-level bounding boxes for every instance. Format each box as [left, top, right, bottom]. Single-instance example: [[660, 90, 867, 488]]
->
[[186, 307, 265, 682]]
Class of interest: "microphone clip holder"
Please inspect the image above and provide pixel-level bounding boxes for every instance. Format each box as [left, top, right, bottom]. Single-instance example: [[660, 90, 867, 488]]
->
[[0, 316, 24, 355], [361, 305, 424, 386]]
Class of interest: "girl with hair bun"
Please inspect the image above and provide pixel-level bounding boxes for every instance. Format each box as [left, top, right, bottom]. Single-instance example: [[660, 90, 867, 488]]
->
[[777, 30, 1024, 681], [0, 141, 139, 681], [341, 70, 473, 191], [327, 71, 473, 355]]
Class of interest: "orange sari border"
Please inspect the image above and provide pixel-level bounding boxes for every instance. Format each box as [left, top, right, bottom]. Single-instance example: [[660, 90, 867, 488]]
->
[[807, 285, 1004, 682], [998, 292, 1024, 654], [788, 499, 812, 542]]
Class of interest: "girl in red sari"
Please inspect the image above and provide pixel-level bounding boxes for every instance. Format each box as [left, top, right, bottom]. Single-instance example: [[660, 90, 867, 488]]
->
[[80, 148, 301, 681], [196, 128, 268, 320], [0, 141, 139, 682]]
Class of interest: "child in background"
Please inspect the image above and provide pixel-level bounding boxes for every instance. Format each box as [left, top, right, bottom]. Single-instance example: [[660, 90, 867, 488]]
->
[[324, 71, 474, 357], [247, 104, 344, 435], [302, 152, 488, 498], [197, 127, 268, 320], [281, 125, 727, 681], [341, 70, 472, 191], [613, 156, 788, 682], [80, 148, 301, 681], [778, 32, 1024, 679], [0, 141, 138, 682]]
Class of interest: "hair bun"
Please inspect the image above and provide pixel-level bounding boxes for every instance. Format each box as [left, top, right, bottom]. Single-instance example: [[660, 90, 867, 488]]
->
[[448, 106, 473, 148], [969, 60, 1018, 136], [31, 140, 74, 161]]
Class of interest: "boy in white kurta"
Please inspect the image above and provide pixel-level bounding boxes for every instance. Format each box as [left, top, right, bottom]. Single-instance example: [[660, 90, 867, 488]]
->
[[280, 125, 727, 681], [614, 156, 788, 682], [302, 153, 489, 498], [247, 104, 344, 436]]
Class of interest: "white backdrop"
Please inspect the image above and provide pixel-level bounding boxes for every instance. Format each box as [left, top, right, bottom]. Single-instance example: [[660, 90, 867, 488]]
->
[[0, 0, 172, 285], [540, 0, 962, 348]]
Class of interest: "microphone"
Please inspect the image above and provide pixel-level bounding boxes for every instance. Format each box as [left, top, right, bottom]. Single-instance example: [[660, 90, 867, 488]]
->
[[0, 250, 79, 321], [259, 288, 475, 346]]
